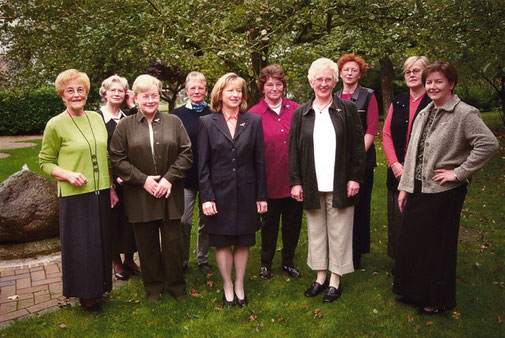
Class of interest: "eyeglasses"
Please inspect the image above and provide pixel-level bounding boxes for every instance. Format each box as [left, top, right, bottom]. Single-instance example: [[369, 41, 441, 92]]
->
[[342, 67, 359, 74], [404, 68, 422, 76], [314, 77, 334, 85]]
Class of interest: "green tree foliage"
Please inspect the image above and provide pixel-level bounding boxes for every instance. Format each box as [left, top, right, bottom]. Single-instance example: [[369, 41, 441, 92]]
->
[[1, 0, 504, 119]]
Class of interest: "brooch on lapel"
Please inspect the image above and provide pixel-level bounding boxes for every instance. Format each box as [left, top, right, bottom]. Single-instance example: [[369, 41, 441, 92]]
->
[[239, 122, 246, 127]]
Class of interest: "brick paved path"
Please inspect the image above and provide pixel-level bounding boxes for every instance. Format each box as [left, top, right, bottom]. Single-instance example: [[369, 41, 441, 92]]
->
[[0, 253, 135, 328], [0, 253, 69, 328]]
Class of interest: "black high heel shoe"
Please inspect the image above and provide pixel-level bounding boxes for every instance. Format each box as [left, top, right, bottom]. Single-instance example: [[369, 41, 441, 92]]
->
[[235, 292, 248, 307], [79, 298, 102, 312], [222, 291, 235, 307]]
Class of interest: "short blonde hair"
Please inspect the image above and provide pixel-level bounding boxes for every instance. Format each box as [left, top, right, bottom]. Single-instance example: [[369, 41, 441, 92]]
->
[[132, 74, 162, 95], [403, 56, 429, 72], [307, 58, 339, 83], [210, 73, 248, 113], [55, 69, 90, 96], [185, 71, 207, 89], [99, 75, 129, 98]]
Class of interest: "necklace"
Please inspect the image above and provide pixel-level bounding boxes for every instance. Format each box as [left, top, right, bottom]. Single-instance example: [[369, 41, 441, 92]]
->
[[313, 99, 332, 113], [410, 93, 424, 103], [67, 110, 100, 194]]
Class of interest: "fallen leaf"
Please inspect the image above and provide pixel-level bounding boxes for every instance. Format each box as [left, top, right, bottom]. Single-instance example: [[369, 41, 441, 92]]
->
[[373, 309, 378, 314], [207, 272, 213, 277], [426, 321, 433, 326], [258, 322, 264, 327], [271, 319, 275, 322], [498, 316, 503, 324], [414, 326, 421, 332], [190, 289, 201, 297], [207, 280, 214, 287], [408, 316, 414, 323], [452, 311, 461, 319], [277, 317, 285, 322], [255, 328, 260, 332], [372, 271, 379, 275], [58, 323, 67, 329], [248, 315, 257, 322], [7, 295, 19, 300]]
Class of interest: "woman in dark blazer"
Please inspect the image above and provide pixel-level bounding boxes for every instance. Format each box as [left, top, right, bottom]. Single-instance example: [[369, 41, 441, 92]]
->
[[96, 74, 139, 281], [198, 73, 267, 307]]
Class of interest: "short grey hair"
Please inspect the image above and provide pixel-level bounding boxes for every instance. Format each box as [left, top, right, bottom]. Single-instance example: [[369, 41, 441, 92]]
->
[[185, 71, 207, 88], [403, 56, 429, 72], [307, 58, 339, 83], [99, 75, 129, 98], [132, 74, 162, 95]]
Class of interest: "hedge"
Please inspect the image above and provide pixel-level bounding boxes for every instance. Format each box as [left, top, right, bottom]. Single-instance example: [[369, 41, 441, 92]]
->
[[0, 87, 65, 136]]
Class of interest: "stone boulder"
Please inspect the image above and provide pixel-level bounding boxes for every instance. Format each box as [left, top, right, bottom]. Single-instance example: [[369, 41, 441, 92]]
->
[[0, 170, 58, 242]]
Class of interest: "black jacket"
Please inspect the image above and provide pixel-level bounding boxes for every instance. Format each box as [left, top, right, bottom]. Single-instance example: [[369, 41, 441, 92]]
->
[[289, 94, 365, 210], [198, 112, 267, 235]]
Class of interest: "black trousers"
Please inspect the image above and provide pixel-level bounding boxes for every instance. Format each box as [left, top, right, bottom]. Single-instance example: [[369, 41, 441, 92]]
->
[[131, 219, 186, 298], [260, 197, 303, 268], [352, 166, 374, 266]]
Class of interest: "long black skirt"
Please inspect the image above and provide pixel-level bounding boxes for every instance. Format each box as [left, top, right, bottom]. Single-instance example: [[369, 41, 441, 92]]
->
[[110, 187, 137, 255], [393, 181, 467, 309], [59, 190, 112, 298]]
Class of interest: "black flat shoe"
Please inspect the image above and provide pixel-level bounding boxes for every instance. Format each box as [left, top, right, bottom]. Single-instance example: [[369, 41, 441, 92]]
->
[[80, 298, 102, 313], [125, 264, 140, 275], [198, 263, 211, 274], [304, 280, 329, 297], [282, 265, 301, 278], [418, 307, 444, 315], [322, 285, 342, 303], [115, 271, 129, 281], [222, 292, 235, 307], [259, 266, 271, 280], [235, 292, 248, 307]]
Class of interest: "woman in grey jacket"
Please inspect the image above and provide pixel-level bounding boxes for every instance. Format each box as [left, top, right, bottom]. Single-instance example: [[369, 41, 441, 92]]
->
[[394, 62, 499, 314]]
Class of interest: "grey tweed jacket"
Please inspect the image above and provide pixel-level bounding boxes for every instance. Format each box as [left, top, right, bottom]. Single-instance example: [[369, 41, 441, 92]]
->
[[398, 95, 499, 194]]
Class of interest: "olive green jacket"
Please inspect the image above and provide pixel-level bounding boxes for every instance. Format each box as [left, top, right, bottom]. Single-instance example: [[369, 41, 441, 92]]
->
[[110, 112, 193, 223]]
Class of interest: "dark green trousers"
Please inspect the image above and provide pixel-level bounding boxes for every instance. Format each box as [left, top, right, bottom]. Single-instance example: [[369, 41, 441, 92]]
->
[[131, 219, 186, 298]]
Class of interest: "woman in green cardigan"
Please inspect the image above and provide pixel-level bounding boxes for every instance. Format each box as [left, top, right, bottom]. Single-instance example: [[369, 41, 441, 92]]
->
[[39, 69, 117, 312]]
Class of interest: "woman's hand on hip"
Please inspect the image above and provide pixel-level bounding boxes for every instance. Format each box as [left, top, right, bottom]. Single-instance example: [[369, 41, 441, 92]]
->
[[347, 180, 360, 197], [143, 175, 161, 197], [202, 201, 217, 216], [398, 190, 408, 212], [154, 177, 172, 198], [257, 201, 267, 214], [432, 169, 457, 185], [291, 185, 303, 202]]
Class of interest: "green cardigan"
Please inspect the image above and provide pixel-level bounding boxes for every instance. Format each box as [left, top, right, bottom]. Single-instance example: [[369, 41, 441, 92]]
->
[[39, 111, 111, 197]]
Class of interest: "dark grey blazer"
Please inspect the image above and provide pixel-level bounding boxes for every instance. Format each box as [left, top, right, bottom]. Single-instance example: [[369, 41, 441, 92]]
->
[[198, 111, 267, 235]]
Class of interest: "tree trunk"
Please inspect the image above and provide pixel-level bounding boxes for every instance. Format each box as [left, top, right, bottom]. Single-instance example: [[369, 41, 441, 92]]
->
[[501, 75, 505, 126], [380, 57, 395, 118], [248, 30, 269, 108]]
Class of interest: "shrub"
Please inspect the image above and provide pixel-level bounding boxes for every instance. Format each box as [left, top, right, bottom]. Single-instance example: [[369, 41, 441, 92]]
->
[[454, 82, 500, 112], [0, 87, 65, 135]]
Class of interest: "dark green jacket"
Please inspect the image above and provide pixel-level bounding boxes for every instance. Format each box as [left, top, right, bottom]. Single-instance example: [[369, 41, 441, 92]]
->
[[289, 94, 365, 210]]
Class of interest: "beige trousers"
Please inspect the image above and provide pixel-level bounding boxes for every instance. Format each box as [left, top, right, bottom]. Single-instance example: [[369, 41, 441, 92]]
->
[[306, 192, 355, 275]]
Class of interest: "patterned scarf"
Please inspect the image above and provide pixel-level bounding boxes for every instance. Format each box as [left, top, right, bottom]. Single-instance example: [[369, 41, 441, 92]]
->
[[192, 102, 208, 113]]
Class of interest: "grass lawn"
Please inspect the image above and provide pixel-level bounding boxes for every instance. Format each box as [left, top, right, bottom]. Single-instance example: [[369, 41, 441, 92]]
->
[[0, 113, 504, 337]]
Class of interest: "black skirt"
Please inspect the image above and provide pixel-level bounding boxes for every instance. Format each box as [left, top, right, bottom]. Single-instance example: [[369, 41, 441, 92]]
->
[[393, 181, 467, 309], [209, 233, 256, 248], [59, 190, 112, 298], [110, 187, 137, 255]]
